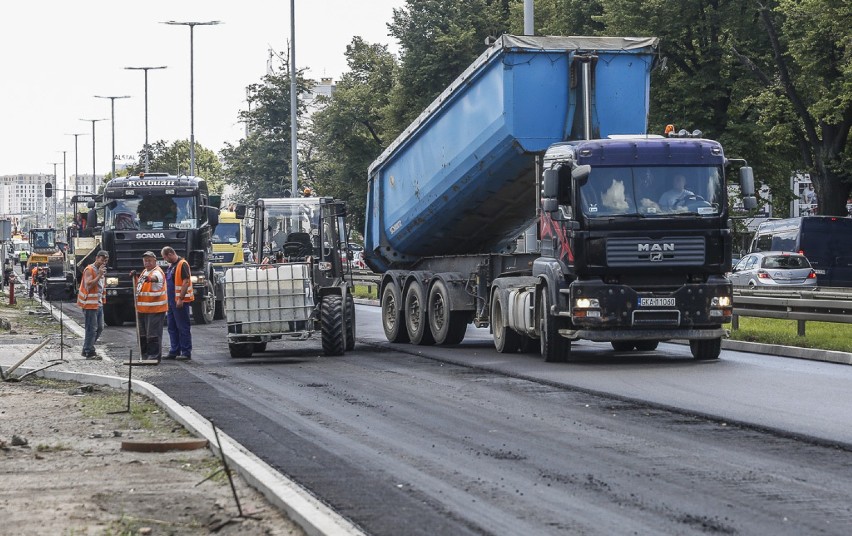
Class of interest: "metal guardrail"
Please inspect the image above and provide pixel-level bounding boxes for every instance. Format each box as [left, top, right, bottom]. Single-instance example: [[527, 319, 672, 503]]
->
[[733, 286, 852, 336], [348, 269, 381, 296]]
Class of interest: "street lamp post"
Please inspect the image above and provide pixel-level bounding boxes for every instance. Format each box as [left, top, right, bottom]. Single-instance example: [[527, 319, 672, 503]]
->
[[95, 95, 131, 179], [125, 66, 167, 172], [65, 133, 87, 198], [48, 162, 61, 229], [290, 0, 298, 196], [163, 20, 221, 177], [80, 118, 107, 194]]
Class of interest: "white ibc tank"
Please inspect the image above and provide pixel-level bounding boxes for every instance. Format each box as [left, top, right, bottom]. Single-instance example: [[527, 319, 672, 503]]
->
[[224, 264, 314, 334]]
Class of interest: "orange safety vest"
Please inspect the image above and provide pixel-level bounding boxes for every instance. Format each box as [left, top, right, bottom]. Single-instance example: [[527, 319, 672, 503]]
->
[[135, 266, 167, 314], [77, 264, 105, 310], [174, 258, 194, 302], [31, 267, 38, 285]]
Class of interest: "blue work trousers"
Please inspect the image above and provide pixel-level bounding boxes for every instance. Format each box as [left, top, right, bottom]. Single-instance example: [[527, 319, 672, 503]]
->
[[83, 306, 104, 354], [167, 302, 192, 356]]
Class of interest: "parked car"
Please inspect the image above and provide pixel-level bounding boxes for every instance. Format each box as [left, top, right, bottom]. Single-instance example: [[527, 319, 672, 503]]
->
[[728, 251, 817, 288]]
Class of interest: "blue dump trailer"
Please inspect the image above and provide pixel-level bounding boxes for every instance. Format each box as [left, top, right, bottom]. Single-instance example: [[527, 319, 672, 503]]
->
[[365, 35, 757, 362]]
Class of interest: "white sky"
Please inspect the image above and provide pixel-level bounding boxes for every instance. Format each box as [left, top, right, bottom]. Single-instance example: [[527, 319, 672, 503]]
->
[[0, 0, 403, 177]]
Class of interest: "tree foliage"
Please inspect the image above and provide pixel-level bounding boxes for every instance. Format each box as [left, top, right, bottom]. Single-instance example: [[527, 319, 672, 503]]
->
[[220, 57, 312, 203], [125, 140, 225, 193]]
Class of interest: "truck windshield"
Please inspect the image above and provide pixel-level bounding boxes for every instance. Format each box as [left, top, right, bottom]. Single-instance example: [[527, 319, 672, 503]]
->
[[212, 222, 240, 244], [104, 195, 198, 231], [579, 166, 724, 218], [262, 202, 320, 253]]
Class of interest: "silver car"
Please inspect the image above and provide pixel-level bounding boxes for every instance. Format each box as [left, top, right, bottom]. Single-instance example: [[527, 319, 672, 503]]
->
[[728, 251, 817, 287]]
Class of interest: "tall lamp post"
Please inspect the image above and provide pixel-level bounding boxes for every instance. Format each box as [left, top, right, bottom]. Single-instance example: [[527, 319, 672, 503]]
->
[[80, 118, 106, 194], [95, 95, 131, 179], [58, 151, 67, 232], [48, 162, 61, 229], [163, 20, 221, 177], [289, 0, 298, 196], [124, 66, 167, 172], [65, 133, 87, 198]]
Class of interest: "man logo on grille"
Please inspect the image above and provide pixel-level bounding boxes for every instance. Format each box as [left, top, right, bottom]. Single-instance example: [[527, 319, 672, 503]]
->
[[650, 252, 663, 262]]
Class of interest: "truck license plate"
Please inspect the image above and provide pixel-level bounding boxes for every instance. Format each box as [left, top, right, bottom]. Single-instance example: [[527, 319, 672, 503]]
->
[[639, 297, 675, 307]]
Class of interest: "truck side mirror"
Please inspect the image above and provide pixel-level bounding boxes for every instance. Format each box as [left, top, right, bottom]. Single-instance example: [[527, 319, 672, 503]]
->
[[542, 198, 559, 213], [739, 166, 757, 210], [571, 164, 591, 184], [234, 204, 247, 219], [207, 207, 220, 229], [542, 169, 560, 198]]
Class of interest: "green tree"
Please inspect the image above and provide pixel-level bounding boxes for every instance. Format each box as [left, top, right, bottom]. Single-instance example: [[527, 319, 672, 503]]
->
[[506, 0, 604, 35], [731, 0, 852, 216], [125, 140, 225, 194], [220, 56, 312, 202], [304, 37, 398, 233], [386, 0, 512, 134]]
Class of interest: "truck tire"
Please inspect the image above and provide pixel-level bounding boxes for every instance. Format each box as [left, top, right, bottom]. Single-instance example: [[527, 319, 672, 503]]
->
[[690, 338, 721, 360], [191, 279, 216, 325], [404, 281, 435, 345], [345, 293, 356, 351], [103, 304, 124, 327], [491, 292, 521, 353], [229, 342, 254, 358], [381, 281, 409, 343], [428, 280, 467, 345], [611, 341, 635, 352], [213, 299, 225, 321], [634, 340, 659, 352], [539, 291, 570, 363], [321, 294, 346, 356]]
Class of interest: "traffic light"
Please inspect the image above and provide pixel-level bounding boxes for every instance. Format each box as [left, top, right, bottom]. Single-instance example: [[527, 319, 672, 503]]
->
[[44, 182, 53, 198]]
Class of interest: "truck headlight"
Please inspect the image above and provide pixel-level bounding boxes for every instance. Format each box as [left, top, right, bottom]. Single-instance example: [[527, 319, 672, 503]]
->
[[711, 296, 731, 308], [191, 275, 205, 285], [106, 277, 119, 287], [575, 298, 600, 309], [319, 261, 332, 272]]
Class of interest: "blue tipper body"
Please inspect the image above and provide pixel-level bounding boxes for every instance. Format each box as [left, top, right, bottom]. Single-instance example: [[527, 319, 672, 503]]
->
[[364, 35, 659, 272]]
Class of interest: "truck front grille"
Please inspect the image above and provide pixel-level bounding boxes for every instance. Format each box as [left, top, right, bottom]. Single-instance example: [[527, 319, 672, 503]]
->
[[606, 237, 705, 267]]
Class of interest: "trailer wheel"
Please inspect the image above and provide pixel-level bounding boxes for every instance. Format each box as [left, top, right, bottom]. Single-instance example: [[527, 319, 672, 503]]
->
[[191, 279, 216, 325], [405, 281, 435, 345], [491, 293, 521, 353], [103, 304, 124, 327], [611, 341, 635, 352], [321, 294, 346, 356], [634, 340, 659, 352], [689, 338, 721, 360], [429, 280, 467, 345], [381, 281, 409, 343], [345, 293, 356, 351], [539, 291, 570, 363], [229, 342, 254, 358]]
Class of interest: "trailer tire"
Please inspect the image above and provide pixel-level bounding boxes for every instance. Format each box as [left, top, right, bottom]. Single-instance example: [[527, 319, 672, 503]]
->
[[381, 281, 409, 343], [103, 304, 124, 327], [191, 279, 216, 325], [229, 342, 254, 358], [491, 293, 521, 353], [539, 291, 570, 363], [345, 293, 356, 351], [611, 341, 635, 352], [690, 338, 721, 360], [429, 280, 466, 345], [405, 281, 435, 346], [321, 295, 346, 356]]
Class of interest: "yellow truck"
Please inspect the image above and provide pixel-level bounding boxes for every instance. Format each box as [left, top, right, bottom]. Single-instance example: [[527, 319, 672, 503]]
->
[[211, 210, 245, 268]]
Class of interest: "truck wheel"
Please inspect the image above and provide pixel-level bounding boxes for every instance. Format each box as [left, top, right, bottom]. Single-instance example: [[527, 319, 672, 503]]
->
[[381, 282, 409, 343], [103, 304, 124, 327], [539, 291, 570, 363], [191, 280, 216, 325], [491, 292, 521, 353], [213, 299, 225, 320], [634, 340, 659, 352], [611, 341, 635, 352], [690, 338, 721, 360], [405, 281, 435, 345], [345, 293, 356, 351], [429, 280, 467, 345], [321, 294, 346, 356], [229, 342, 254, 358]]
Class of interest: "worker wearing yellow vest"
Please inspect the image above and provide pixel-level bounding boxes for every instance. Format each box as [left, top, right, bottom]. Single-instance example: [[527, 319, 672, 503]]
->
[[132, 251, 168, 361], [161, 246, 194, 360], [78, 250, 108, 359]]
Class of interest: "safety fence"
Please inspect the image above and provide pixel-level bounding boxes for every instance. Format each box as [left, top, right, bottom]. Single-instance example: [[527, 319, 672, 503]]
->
[[732, 287, 852, 336], [348, 269, 381, 298]]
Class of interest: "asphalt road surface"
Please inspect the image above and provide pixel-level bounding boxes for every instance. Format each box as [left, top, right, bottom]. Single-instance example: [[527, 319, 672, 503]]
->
[[63, 302, 852, 535]]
